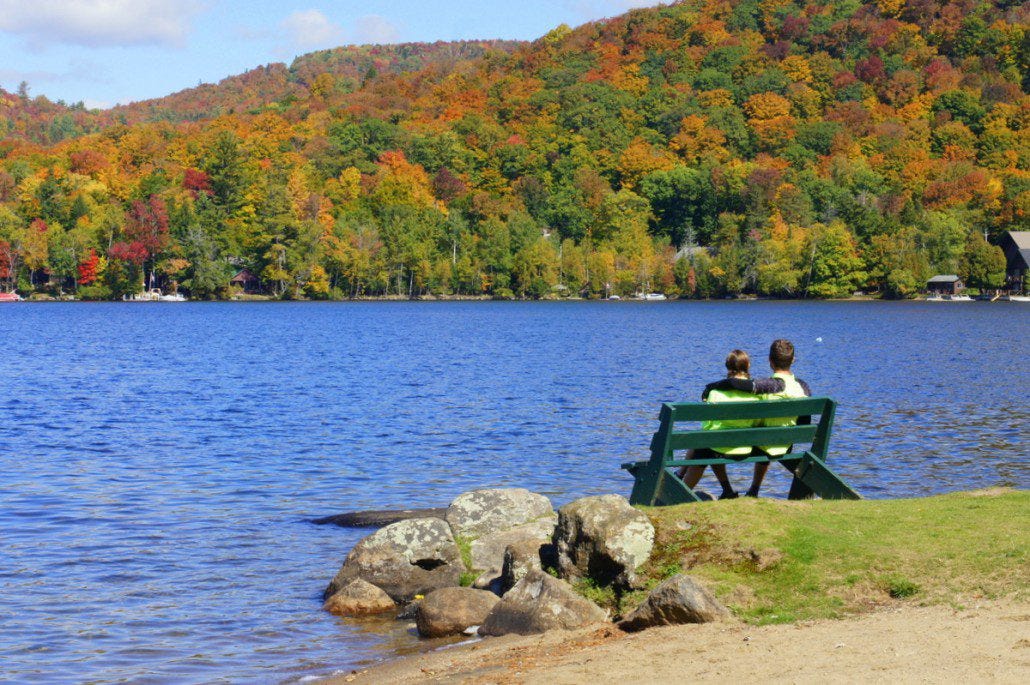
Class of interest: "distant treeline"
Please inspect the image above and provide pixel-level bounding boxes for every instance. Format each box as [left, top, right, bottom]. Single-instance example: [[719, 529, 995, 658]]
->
[[0, 0, 1024, 300]]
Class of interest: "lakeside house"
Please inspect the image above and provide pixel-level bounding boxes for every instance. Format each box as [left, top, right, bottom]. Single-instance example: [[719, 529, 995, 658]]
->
[[230, 269, 261, 294], [926, 274, 963, 295], [999, 231, 1029, 293]]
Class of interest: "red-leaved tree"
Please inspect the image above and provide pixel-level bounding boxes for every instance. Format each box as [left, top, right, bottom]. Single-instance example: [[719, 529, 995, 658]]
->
[[78, 249, 100, 285]]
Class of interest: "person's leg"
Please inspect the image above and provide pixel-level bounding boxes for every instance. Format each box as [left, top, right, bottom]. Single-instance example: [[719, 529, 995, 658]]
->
[[711, 463, 737, 499], [746, 462, 769, 497], [746, 447, 778, 497], [675, 449, 695, 481]]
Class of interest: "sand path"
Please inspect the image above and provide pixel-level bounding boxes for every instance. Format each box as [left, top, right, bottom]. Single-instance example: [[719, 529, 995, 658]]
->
[[330, 600, 1029, 684]]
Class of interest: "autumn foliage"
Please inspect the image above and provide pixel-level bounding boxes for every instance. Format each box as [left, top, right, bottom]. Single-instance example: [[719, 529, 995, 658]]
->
[[0, 1, 1025, 299]]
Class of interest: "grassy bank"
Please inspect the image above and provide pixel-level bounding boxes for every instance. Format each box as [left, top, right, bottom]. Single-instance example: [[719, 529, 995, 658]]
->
[[629, 489, 1027, 626]]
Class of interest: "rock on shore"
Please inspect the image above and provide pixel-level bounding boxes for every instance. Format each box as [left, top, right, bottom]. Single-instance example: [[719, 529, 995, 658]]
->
[[554, 494, 655, 589], [415, 587, 500, 638], [325, 517, 462, 603], [618, 574, 730, 631], [478, 569, 608, 636], [320, 487, 724, 638]]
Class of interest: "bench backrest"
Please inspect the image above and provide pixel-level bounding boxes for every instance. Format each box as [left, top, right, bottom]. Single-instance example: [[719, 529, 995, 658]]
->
[[649, 397, 836, 462]]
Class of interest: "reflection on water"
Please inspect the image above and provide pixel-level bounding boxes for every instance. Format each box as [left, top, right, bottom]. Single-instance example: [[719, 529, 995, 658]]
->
[[0, 301, 1026, 682]]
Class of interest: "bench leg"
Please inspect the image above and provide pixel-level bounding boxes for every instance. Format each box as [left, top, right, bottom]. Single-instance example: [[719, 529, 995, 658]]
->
[[654, 468, 704, 505], [781, 457, 815, 500], [784, 452, 861, 500], [629, 463, 704, 506]]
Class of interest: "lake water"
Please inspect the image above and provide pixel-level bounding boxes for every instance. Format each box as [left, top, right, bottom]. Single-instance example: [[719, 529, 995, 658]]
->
[[1, 301, 1027, 683]]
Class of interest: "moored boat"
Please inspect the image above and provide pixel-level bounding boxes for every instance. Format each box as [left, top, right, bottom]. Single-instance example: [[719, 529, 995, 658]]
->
[[0, 291, 23, 302], [124, 289, 187, 302]]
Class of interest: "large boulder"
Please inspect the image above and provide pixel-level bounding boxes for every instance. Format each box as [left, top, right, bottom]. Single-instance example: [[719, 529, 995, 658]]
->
[[554, 494, 654, 589], [415, 587, 500, 638], [469, 518, 556, 591], [325, 517, 462, 603], [478, 569, 607, 636], [446, 488, 554, 539], [322, 579, 396, 617], [618, 574, 730, 632]]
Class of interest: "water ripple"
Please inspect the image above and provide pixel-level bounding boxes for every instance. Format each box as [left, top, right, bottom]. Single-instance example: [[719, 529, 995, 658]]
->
[[0, 301, 1026, 682]]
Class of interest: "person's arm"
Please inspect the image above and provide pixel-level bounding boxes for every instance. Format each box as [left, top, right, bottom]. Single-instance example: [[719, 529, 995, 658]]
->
[[702, 377, 754, 399], [701, 376, 786, 399]]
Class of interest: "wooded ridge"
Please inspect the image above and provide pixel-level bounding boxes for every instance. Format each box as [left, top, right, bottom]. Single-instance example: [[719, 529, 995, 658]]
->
[[0, 0, 1024, 300]]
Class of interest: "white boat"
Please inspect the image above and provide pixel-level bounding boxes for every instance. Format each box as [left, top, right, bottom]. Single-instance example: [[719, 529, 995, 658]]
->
[[944, 294, 973, 301], [124, 289, 187, 302], [634, 292, 667, 301], [925, 294, 944, 301], [1006, 295, 1030, 302]]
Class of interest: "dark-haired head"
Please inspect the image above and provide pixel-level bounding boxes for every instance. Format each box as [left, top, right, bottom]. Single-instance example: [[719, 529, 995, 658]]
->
[[769, 339, 795, 371], [725, 349, 750, 377]]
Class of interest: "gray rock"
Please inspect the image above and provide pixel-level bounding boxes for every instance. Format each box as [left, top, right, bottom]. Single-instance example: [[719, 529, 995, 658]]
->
[[478, 569, 607, 636], [618, 574, 730, 631], [499, 537, 556, 595], [554, 494, 655, 589], [415, 587, 500, 638], [446, 488, 554, 539], [312, 508, 448, 528], [322, 579, 396, 617], [470, 518, 556, 591], [325, 517, 462, 603]]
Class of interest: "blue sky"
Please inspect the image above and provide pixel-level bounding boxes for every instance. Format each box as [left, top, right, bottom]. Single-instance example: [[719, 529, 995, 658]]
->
[[0, 1, 660, 109]]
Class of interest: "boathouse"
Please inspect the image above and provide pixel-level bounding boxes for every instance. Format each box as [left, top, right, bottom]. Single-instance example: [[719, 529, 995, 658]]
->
[[926, 274, 963, 295], [230, 268, 260, 293], [999, 231, 1029, 293]]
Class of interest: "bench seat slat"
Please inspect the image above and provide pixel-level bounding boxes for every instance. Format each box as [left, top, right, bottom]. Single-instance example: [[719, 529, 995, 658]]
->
[[664, 397, 830, 421], [667, 424, 817, 450], [622, 452, 808, 470]]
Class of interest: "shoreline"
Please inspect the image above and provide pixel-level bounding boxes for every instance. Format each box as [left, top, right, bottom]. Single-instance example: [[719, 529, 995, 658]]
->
[[324, 599, 1029, 684], [7, 294, 1019, 303]]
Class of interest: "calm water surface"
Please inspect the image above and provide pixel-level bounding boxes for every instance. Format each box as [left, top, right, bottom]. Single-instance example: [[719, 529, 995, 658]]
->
[[1, 301, 1027, 683]]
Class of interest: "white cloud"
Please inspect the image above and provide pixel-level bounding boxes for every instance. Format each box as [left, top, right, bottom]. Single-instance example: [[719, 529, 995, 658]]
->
[[0, 0, 203, 48], [352, 15, 400, 45], [280, 9, 343, 49]]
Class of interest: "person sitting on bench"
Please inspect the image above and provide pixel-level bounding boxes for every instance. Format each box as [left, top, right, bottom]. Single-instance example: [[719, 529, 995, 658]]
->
[[675, 349, 761, 500], [704, 339, 812, 497]]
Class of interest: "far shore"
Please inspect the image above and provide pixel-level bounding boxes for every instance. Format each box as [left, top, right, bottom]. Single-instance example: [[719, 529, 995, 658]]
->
[[9, 292, 1019, 304]]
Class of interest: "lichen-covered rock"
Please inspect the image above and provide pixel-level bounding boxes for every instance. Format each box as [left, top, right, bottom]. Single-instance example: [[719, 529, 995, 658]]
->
[[415, 587, 500, 638], [478, 569, 607, 636], [470, 518, 556, 591], [554, 494, 654, 589], [446, 488, 554, 539], [322, 579, 397, 617], [324, 517, 462, 603], [618, 574, 730, 632]]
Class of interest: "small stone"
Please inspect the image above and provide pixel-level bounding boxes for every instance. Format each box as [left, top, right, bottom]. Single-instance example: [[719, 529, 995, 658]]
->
[[322, 579, 396, 617], [416, 587, 500, 638], [618, 574, 730, 632]]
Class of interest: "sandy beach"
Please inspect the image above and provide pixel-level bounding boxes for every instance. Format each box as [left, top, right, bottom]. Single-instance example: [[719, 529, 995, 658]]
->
[[329, 600, 1030, 684]]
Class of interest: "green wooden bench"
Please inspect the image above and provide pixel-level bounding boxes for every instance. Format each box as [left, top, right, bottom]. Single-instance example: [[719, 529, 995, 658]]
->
[[622, 397, 861, 505]]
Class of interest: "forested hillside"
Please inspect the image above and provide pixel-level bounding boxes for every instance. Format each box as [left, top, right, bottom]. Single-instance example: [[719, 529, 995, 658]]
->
[[0, 0, 1025, 300]]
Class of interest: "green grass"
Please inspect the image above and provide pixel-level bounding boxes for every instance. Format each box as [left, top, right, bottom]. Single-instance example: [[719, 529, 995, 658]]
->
[[639, 488, 1029, 625]]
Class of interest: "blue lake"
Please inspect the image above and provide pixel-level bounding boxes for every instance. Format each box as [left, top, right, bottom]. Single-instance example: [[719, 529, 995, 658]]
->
[[1, 301, 1027, 683]]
